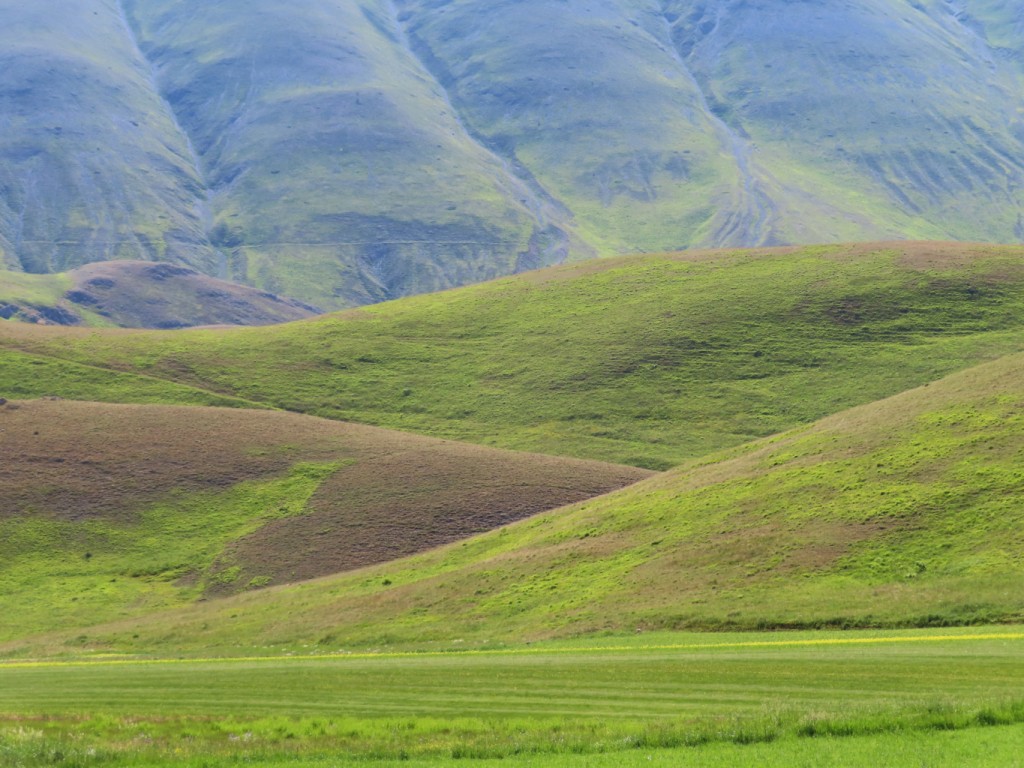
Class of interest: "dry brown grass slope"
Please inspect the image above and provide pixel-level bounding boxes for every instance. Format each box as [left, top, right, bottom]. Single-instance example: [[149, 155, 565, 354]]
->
[[0, 400, 650, 613]]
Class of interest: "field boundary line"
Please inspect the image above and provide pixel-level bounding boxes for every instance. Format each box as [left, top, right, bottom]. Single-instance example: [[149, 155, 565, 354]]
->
[[2, 631, 1021, 670]]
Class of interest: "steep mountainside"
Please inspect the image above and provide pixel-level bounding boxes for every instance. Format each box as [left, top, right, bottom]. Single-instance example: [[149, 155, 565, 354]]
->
[[2, 1, 1024, 307], [119, 0, 581, 307], [3, 242, 1024, 468], [0, 260, 320, 328], [6, 350, 1023, 657], [0, 399, 648, 640], [0, 0, 214, 274]]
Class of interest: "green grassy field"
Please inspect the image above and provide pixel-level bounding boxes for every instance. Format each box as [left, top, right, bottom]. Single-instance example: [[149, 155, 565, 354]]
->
[[0, 348, 262, 407], [0, 271, 70, 307], [5, 243, 1024, 469], [7, 728, 1022, 768], [1, 628, 1022, 766]]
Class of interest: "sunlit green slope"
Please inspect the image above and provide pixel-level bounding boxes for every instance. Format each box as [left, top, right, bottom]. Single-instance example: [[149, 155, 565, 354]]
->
[[4, 242, 1024, 469]]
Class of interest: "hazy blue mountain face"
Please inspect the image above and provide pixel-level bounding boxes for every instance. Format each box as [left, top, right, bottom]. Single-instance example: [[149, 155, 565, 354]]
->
[[0, 0, 213, 275], [659, 0, 1024, 243], [120, 0, 576, 306], [394, 0, 778, 250], [2, 0, 1023, 308]]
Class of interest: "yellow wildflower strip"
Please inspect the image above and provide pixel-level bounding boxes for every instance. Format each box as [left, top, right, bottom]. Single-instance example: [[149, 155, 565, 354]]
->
[[2, 630, 1021, 670]]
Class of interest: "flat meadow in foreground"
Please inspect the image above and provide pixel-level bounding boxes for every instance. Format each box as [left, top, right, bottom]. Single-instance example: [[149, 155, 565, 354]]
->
[[2, 627, 1022, 766]]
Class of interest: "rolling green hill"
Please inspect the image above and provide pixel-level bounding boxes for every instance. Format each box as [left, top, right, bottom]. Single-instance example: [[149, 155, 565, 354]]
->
[[4, 2, 1024, 307], [1, 242, 1023, 658], [4, 242, 1024, 469], [8, 348, 1022, 658], [0, 345, 265, 407], [0, 399, 648, 641]]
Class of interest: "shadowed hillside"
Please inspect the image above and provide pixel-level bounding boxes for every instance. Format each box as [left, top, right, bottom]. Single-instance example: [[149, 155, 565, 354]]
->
[[3, 242, 1024, 469], [0, 400, 649, 640], [0, 261, 320, 328], [10, 350, 1022, 657]]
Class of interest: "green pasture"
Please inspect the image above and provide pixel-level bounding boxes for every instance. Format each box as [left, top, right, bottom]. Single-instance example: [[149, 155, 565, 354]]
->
[[4, 726, 1022, 767], [0, 272, 69, 307], [0, 463, 340, 640], [6, 245, 1024, 469], [10, 349, 1021, 659], [0, 349, 261, 408], [1, 628, 1022, 766]]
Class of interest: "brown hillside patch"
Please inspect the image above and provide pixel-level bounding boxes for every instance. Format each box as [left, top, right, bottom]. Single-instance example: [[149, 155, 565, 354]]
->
[[66, 261, 322, 329], [888, 241, 1012, 271], [0, 400, 651, 589], [222, 443, 646, 588]]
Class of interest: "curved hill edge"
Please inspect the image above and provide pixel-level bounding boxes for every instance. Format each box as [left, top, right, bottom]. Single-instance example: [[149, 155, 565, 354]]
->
[[3, 241, 1024, 469], [0, 261, 322, 329]]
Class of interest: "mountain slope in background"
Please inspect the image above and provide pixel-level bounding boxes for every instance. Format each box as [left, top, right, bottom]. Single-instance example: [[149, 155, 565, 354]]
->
[[2, 1, 1024, 308], [120, 0, 582, 307], [0, 0, 213, 274]]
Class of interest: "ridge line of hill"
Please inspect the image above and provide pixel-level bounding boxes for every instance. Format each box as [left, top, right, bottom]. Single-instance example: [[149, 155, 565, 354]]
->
[[114, 0, 208, 201], [389, 0, 574, 227], [114, 0, 221, 270], [0, 398, 652, 642], [5, 241, 1024, 469]]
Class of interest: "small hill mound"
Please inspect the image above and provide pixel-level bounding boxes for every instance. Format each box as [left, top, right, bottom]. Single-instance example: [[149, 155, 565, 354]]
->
[[0, 400, 649, 641], [19, 350, 1022, 657], [0, 261, 320, 328]]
